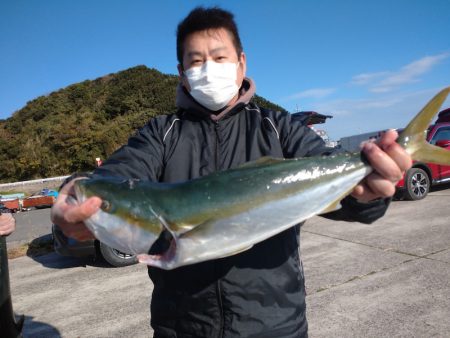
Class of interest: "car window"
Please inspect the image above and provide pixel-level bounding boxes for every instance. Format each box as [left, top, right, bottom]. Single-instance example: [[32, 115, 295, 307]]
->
[[430, 126, 450, 144]]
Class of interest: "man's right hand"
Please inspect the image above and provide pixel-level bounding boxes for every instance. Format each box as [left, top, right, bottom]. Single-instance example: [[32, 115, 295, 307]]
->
[[50, 178, 102, 241]]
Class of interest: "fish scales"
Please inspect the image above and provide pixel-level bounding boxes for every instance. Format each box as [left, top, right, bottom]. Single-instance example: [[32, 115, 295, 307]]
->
[[147, 154, 365, 230]]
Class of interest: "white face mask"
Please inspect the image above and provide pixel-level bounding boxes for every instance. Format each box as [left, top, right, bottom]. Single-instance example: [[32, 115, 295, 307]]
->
[[184, 61, 240, 111]]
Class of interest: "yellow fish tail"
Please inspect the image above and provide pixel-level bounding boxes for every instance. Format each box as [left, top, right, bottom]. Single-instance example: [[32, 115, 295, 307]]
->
[[397, 86, 450, 164]]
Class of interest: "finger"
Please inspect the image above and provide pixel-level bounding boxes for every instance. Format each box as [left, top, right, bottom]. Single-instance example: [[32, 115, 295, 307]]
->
[[57, 178, 77, 198], [0, 216, 15, 236], [362, 142, 403, 183], [351, 181, 379, 202], [377, 129, 399, 146], [377, 129, 412, 172], [0, 226, 14, 236], [55, 177, 86, 203], [379, 142, 412, 173], [52, 179, 88, 223], [364, 172, 396, 198], [64, 196, 102, 223]]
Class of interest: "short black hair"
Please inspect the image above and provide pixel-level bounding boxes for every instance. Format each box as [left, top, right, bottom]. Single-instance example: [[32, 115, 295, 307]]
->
[[176, 6, 243, 67]]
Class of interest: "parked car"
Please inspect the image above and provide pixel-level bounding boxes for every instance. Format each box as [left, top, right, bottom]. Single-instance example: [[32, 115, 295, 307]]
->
[[338, 107, 450, 200], [395, 109, 450, 200], [0, 199, 20, 213], [23, 195, 55, 209], [39, 189, 59, 198], [52, 224, 138, 267], [0, 202, 11, 213]]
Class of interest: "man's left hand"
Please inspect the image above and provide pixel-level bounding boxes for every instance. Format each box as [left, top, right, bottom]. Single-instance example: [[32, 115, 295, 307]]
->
[[351, 129, 413, 202], [0, 213, 16, 236]]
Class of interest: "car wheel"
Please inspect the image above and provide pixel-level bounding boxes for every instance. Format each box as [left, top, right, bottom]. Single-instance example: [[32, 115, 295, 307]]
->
[[99, 242, 138, 267], [404, 168, 430, 200]]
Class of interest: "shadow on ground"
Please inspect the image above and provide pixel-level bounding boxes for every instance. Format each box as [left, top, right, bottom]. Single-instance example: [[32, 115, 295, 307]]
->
[[394, 181, 450, 201], [430, 181, 450, 193], [26, 235, 112, 269], [20, 315, 61, 338]]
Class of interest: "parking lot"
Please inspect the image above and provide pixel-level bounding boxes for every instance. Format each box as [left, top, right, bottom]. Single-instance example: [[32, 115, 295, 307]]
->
[[8, 185, 450, 337]]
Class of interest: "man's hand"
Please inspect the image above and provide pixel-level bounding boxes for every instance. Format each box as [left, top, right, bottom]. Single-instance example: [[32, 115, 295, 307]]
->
[[352, 129, 412, 202], [50, 178, 102, 241], [0, 213, 16, 236]]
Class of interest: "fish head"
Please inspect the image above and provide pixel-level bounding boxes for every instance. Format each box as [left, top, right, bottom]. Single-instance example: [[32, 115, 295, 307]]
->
[[74, 176, 132, 210], [73, 176, 164, 255]]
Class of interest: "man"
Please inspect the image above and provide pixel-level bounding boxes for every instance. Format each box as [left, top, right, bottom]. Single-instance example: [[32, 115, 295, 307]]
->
[[51, 7, 411, 337], [0, 213, 16, 237]]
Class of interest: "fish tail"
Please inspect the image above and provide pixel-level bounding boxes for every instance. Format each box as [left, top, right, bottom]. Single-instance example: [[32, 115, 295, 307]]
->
[[397, 86, 450, 164]]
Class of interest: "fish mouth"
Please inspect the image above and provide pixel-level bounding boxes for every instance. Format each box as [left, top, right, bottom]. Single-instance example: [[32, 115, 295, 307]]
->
[[139, 229, 177, 266]]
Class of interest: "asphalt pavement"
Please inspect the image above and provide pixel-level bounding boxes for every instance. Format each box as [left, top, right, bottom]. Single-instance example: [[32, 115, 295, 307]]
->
[[7, 208, 53, 248], [7, 185, 450, 337]]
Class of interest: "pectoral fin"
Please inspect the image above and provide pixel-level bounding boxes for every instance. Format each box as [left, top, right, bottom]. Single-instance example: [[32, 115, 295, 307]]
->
[[320, 199, 342, 214], [216, 244, 254, 258]]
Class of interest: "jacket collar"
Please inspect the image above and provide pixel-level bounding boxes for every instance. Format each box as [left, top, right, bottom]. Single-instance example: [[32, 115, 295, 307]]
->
[[175, 78, 256, 121]]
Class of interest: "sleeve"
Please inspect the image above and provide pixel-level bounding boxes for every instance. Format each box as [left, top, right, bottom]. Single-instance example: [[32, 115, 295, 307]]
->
[[276, 111, 334, 158], [59, 117, 167, 190], [93, 117, 165, 181], [276, 111, 391, 224], [321, 195, 392, 224]]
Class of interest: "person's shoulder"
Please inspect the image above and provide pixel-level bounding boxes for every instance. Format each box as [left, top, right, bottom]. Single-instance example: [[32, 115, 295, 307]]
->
[[141, 111, 181, 131], [247, 102, 288, 120], [148, 111, 180, 125], [256, 106, 292, 129], [132, 111, 185, 145]]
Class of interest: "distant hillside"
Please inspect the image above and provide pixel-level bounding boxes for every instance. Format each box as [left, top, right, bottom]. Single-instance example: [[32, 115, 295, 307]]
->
[[0, 65, 287, 183]]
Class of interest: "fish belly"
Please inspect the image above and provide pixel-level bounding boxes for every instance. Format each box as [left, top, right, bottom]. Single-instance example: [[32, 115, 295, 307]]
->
[[85, 210, 157, 255]]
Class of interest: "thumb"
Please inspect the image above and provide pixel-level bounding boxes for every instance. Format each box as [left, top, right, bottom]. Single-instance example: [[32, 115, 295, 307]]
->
[[65, 196, 102, 223]]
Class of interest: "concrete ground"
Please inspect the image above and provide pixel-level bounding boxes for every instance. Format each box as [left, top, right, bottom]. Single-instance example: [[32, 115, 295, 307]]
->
[[7, 208, 53, 249], [7, 185, 450, 337], [302, 186, 450, 337]]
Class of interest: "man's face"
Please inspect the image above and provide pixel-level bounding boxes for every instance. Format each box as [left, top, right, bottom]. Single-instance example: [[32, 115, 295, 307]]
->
[[178, 28, 246, 93]]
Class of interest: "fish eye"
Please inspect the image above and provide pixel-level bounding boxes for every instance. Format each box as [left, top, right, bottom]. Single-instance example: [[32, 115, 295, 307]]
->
[[101, 200, 112, 212]]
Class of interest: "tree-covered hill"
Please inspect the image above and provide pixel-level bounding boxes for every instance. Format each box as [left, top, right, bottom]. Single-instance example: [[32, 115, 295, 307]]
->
[[0, 65, 287, 183]]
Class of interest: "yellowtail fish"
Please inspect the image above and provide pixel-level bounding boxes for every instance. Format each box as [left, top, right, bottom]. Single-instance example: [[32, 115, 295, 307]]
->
[[74, 87, 450, 270]]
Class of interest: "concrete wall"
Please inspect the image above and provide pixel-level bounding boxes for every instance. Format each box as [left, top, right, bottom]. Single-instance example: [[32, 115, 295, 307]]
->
[[0, 176, 70, 195]]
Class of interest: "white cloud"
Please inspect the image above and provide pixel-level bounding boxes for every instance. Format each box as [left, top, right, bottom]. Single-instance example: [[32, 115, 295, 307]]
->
[[352, 52, 449, 93], [351, 72, 388, 85], [308, 87, 450, 140], [283, 87, 336, 101], [372, 53, 449, 92]]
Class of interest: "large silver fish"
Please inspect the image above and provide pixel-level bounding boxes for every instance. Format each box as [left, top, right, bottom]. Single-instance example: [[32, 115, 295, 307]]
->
[[75, 87, 450, 270]]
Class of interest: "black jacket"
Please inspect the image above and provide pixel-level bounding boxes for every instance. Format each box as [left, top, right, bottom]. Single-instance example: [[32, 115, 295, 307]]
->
[[93, 80, 390, 338]]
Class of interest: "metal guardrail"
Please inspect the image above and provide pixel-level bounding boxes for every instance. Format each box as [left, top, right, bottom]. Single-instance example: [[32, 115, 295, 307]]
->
[[0, 176, 70, 190]]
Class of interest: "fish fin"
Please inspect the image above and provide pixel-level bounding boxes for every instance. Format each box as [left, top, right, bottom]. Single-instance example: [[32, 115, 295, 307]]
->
[[398, 86, 450, 164], [148, 205, 196, 238], [320, 199, 342, 214], [148, 205, 176, 236], [238, 156, 285, 168]]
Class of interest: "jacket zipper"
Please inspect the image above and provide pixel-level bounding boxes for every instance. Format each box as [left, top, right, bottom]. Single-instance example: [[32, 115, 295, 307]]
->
[[214, 122, 220, 171], [214, 121, 224, 338], [216, 280, 224, 338]]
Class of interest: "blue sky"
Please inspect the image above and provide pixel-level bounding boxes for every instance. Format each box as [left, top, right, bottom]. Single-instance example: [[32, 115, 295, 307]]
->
[[1, 0, 449, 140]]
